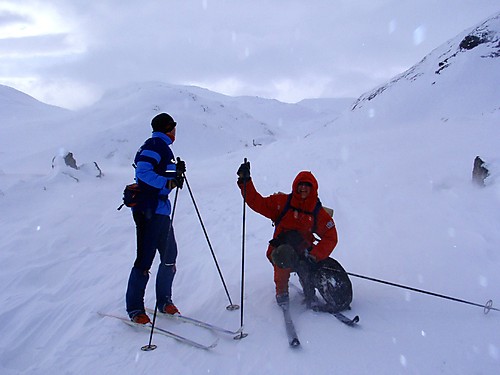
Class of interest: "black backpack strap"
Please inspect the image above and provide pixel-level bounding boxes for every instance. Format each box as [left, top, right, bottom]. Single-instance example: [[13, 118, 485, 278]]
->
[[273, 193, 293, 227], [311, 198, 322, 233], [273, 195, 323, 233]]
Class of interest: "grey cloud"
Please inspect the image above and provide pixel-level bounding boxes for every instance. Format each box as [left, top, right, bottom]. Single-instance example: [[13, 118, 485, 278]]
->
[[0, 33, 73, 55], [0, 10, 31, 27], [2, 0, 499, 108]]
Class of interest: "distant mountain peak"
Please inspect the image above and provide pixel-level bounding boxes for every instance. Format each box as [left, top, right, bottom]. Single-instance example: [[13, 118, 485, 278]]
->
[[0, 84, 69, 121], [436, 12, 500, 75], [351, 11, 500, 121], [458, 12, 500, 57]]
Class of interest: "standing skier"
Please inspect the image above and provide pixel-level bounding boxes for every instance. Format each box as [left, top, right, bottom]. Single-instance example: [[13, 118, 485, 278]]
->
[[125, 113, 186, 324], [237, 161, 350, 311]]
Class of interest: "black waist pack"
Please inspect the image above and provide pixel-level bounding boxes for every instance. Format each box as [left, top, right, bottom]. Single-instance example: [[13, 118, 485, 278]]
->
[[117, 183, 142, 210]]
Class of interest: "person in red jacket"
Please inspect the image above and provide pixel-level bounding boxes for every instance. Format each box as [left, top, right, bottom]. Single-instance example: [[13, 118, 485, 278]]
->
[[237, 160, 339, 308]]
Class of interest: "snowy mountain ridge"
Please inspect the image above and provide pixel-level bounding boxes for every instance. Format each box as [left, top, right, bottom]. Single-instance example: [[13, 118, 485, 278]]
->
[[351, 11, 500, 124], [0, 80, 355, 174], [0, 84, 69, 122]]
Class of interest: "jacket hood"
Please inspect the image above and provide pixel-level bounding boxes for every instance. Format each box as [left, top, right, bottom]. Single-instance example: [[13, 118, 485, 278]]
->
[[291, 171, 318, 211]]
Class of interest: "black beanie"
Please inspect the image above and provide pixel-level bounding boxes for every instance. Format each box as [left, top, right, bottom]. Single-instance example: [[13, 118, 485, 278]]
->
[[151, 113, 176, 133]]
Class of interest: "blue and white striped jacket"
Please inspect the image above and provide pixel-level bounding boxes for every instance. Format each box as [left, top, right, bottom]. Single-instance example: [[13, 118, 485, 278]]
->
[[133, 132, 177, 216]]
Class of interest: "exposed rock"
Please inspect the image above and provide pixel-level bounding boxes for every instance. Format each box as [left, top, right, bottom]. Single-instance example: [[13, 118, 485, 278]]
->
[[51, 151, 103, 180], [64, 152, 79, 170], [472, 156, 489, 187]]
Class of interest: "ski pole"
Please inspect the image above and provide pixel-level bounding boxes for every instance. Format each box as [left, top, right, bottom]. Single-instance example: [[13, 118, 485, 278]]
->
[[183, 173, 239, 311], [347, 272, 499, 314], [142, 186, 180, 352], [235, 158, 249, 340]]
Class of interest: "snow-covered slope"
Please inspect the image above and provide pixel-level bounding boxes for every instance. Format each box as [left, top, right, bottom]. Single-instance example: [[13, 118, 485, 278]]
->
[[351, 11, 500, 125], [0, 84, 69, 122], [46, 82, 280, 167], [0, 12, 499, 375]]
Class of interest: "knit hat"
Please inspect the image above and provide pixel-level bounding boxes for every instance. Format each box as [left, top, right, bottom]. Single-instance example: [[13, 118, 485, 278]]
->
[[151, 113, 176, 133]]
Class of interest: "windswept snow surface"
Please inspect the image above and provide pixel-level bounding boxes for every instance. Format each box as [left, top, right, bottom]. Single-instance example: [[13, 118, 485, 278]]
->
[[1, 13, 500, 374]]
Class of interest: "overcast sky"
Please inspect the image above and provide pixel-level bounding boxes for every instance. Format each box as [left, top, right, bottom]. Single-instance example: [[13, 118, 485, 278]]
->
[[0, 1, 498, 109]]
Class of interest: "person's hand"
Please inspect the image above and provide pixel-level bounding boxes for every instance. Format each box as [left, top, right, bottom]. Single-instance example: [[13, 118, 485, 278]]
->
[[176, 158, 186, 176], [305, 249, 317, 264], [175, 175, 184, 189], [167, 176, 184, 189], [237, 160, 251, 183]]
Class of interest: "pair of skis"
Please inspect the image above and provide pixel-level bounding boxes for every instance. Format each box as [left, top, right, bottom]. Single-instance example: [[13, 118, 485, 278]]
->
[[99, 310, 242, 350], [280, 304, 359, 348], [100, 304, 358, 349], [145, 307, 242, 336]]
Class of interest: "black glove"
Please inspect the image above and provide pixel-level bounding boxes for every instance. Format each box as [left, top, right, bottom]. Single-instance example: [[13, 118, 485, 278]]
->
[[176, 158, 186, 177], [237, 160, 251, 183], [304, 250, 317, 264], [167, 176, 184, 190], [174, 175, 184, 189]]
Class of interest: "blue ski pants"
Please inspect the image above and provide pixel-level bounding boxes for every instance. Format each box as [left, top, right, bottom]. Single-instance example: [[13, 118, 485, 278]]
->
[[126, 211, 177, 318]]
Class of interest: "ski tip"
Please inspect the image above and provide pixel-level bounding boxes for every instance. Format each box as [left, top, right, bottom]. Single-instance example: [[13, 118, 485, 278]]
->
[[207, 338, 219, 349], [290, 338, 301, 347], [344, 315, 360, 326]]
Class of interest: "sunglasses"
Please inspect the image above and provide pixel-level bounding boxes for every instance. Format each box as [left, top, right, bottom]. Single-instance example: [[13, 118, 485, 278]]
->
[[297, 182, 312, 188]]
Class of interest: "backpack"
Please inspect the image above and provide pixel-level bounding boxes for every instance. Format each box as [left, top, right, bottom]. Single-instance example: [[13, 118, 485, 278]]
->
[[313, 257, 353, 311], [273, 193, 333, 233]]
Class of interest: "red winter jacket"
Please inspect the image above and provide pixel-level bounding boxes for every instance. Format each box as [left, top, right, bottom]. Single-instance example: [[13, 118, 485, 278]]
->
[[238, 171, 338, 294]]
